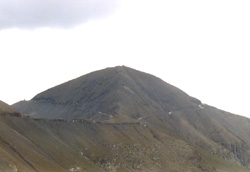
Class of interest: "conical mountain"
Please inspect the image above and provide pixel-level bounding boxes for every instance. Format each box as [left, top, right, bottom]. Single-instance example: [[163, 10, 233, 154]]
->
[[13, 66, 201, 121], [12, 66, 250, 169]]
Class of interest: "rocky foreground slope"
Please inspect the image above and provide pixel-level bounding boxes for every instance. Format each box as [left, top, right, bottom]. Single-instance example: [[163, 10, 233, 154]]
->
[[0, 101, 249, 172]]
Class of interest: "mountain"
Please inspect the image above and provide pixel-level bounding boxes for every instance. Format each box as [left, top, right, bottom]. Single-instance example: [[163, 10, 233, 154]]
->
[[13, 66, 201, 121], [7, 66, 250, 171]]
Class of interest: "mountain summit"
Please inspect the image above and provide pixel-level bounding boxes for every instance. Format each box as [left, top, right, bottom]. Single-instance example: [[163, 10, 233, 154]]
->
[[13, 66, 250, 169], [13, 66, 201, 121]]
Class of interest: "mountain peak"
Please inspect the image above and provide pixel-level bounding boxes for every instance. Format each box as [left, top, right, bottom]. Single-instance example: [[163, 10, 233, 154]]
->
[[13, 66, 199, 121], [11, 67, 250, 169], [8, 67, 250, 171]]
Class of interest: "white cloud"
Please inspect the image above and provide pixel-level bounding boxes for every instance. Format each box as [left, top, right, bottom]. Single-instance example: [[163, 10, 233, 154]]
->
[[0, 0, 119, 29]]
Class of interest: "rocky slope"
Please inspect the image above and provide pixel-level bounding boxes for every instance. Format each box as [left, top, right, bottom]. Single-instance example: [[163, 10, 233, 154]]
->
[[13, 66, 199, 121], [0, 100, 21, 117], [11, 66, 250, 170], [0, 101, 249, 172]]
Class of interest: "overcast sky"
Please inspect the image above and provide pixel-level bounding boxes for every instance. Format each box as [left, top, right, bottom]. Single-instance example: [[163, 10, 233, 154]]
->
[[0, 0, 250, 118]]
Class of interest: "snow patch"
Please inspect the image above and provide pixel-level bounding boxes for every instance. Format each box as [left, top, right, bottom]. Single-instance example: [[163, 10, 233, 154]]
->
[[98, 111, 113, 118], [99, 111, 109, 116], [199, 105, 204, 109]]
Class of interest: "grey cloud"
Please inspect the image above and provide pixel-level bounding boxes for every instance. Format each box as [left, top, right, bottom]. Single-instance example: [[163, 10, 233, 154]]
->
[[0, 0, 119, 29]]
